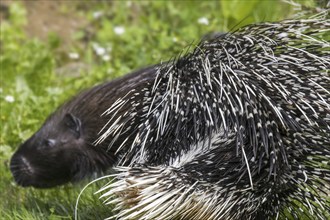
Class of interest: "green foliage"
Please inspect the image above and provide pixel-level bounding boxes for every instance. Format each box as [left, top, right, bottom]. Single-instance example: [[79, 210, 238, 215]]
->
[[0, 1, 320, 219]]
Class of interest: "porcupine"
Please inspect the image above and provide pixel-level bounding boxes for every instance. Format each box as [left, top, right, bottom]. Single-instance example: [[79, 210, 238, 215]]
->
[[94, 14, 330, 220], [9, 11, 330, 220]]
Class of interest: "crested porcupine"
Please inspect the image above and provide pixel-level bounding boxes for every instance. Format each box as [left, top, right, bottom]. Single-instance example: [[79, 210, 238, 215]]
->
[[9, 11, 330, 220]]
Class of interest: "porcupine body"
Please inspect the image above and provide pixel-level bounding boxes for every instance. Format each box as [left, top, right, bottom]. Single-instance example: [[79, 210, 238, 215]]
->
[[96, 14, 330, 219]]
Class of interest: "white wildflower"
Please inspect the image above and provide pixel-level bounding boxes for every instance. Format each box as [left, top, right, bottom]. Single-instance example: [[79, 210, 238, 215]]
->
[[68, 52, 79, 60], [93, 11, 103, 19], [114, 26, 125, 35], [5, 95, 15, 103], [198, 17, 209, 25], [93, 43, 106, 56], [102, 54, 111, 61]]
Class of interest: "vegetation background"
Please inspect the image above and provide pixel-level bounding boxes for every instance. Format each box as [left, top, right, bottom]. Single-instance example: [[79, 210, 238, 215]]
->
[[0, 0, 326, 219]]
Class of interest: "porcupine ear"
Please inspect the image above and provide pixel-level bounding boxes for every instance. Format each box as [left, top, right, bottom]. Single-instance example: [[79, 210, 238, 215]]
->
[[63, 113, 82, 138]]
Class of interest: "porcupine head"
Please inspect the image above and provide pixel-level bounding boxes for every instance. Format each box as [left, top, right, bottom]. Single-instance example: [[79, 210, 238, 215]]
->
[[10, 110, 113, 188], [9, 65, 158, 189]]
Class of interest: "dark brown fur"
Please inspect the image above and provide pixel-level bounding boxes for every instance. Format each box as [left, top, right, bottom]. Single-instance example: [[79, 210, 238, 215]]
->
[[10, 66, 157, 188]]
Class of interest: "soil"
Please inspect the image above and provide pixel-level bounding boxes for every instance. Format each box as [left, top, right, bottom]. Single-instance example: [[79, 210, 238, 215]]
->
[[0, 0, 98, 77], [1, 0, 87, 48]]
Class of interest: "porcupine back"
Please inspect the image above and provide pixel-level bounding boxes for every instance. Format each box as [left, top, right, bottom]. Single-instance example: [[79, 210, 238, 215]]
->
[[96, 13, 330, 220]]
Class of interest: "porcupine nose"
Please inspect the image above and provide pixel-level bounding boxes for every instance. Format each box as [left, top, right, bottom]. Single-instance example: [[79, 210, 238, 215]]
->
[[10, 154, 35, 187]]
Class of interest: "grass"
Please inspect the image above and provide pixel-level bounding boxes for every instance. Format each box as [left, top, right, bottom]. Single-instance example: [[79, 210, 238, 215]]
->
[[0, 1, 322, 219]]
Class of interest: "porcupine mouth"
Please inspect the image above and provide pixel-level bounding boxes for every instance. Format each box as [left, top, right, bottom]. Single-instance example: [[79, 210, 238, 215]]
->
[[10, 155, 37, 187], [10, 155, 64, 188]]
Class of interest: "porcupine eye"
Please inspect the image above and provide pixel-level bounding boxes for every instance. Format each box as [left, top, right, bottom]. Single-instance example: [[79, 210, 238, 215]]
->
[[63, 113, 82, 138], [37, 139, 56, 150], [44, 139, 56, 148]]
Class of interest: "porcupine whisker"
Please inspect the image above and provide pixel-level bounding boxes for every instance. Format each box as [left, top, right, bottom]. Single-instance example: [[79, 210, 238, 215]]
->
[[74, 174, 115, 220]]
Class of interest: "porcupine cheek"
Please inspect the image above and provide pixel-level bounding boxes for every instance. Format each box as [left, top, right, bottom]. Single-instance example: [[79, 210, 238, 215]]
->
[[10, 154, 37, 187]]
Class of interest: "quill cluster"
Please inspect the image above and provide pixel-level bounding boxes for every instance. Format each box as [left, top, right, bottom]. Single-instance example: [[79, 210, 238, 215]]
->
[[97, 14, 330, 220]]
